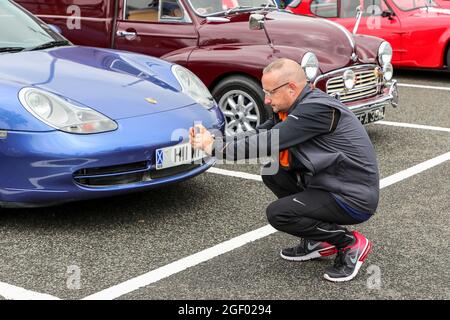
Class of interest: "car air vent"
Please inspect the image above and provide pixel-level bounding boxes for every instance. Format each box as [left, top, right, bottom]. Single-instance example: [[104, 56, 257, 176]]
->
[[73, 161, 150, 187], [73, 161, 203, 187]]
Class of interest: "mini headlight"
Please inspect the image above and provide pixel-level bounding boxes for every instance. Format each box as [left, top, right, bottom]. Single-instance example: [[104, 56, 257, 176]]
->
[[19, 88, 117, 134], [378, 42, 393, 65], [172, 65, 214, 109], [300, 52, 319, 81], [383, 63, 393, 81], [343, 69, 356, 90]]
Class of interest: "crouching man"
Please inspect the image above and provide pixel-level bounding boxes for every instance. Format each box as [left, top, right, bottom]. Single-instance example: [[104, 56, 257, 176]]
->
[[190, 58, 379, 282]]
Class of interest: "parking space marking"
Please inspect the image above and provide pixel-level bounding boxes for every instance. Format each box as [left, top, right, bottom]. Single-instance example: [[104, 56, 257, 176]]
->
[[398, 83, 450, 91], [83, 225, 276, 300], [0, 281, 60, 300], [82, 151, 450, 300], [379, 151, 450, 188], [207, 167, 262, 181], [375, 121, 450, 133]]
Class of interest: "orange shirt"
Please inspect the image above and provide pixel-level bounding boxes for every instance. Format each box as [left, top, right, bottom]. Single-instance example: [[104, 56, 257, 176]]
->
[[278, 112, 289, 168]]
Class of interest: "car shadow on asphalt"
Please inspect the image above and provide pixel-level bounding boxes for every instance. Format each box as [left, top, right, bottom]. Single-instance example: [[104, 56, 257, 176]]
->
[[0, 179, 205, 226]]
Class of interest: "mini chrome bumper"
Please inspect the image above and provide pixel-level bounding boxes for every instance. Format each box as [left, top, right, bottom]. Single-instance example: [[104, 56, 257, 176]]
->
[[346, 80, 398, 115]]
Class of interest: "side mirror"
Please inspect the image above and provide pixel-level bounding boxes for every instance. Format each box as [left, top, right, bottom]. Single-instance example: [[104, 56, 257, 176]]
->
[[381, 10, 394, 19], [47, 24, 62, 34], [249, 13, 264, 30], [352, 5, 363, 34], [249, 13, 274, 49]]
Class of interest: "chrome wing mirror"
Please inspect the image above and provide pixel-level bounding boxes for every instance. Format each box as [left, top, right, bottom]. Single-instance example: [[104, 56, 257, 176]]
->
[[353, 5, 363, 34]]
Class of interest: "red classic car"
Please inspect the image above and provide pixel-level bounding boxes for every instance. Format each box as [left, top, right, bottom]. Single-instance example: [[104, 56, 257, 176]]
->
[[435, 0, 450, 8], [16, 0, 398, 135], [287, 0, 450, 70]]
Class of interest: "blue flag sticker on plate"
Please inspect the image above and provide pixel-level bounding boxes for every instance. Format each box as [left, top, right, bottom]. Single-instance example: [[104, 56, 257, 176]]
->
[[156, 149, 164, 168]]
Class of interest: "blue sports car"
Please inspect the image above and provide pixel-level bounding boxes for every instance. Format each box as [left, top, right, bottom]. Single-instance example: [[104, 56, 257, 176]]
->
[[0, 1, 225, 207]]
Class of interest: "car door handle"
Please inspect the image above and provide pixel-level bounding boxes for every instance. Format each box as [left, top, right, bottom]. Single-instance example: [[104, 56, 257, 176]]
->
[[116, 30, 137, 40]]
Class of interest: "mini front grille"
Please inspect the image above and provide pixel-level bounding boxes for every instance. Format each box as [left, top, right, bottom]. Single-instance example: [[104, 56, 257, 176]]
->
[[326, 69, 380, 103]]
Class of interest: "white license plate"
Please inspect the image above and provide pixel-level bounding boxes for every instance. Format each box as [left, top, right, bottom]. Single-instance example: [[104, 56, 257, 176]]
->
[[155, 143, 205, 170], [357, 106, 385, 125]]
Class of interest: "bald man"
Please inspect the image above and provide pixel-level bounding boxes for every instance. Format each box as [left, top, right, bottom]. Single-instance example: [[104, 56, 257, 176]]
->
[[190, 58, 379, 282]]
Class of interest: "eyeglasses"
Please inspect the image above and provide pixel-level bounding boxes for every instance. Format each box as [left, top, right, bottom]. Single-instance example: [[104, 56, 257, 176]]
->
[[262, 82, 290, 97]]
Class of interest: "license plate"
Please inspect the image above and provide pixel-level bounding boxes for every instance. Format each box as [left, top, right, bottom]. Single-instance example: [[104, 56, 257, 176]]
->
[[356, 106, 385, 125], [155, 143, 205, 170]]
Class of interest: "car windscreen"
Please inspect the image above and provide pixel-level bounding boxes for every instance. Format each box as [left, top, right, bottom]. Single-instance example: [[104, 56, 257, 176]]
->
[[187, 0, 276, 16], [392, 0, 437, 11], [0, 0, 58, 50]]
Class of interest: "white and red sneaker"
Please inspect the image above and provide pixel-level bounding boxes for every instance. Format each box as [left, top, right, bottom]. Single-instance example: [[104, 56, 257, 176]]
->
[[324, 231, 372, 282], [280, 239, 337, 262]]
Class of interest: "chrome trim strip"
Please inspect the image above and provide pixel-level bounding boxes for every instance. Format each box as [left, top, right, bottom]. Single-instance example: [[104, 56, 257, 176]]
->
[[206, 17, 230, 22], [321, 18, 355, 51], [314, 64, 378, 85]]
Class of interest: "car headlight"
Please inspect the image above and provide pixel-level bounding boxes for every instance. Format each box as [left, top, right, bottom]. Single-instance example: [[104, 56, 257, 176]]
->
[[383, 63, 393, 81], [19, 88, 118, 134], [378, 42, 392, 65], [300, 52, 319, 81], [171, 65, 214, 109]]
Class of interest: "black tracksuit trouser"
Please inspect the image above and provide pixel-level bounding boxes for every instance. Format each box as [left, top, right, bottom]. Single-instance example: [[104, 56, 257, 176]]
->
[[262, 168, 367, 248]]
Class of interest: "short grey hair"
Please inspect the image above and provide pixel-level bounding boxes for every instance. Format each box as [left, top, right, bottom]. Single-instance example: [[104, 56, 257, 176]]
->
[[263, 58, 292, 74], [263, 58, 306, 84]]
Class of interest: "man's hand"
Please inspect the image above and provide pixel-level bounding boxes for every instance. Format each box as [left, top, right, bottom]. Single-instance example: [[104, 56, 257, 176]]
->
[[189, 124, 214, 156]]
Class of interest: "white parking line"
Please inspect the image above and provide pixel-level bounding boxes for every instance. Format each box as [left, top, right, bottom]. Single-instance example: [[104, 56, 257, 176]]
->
[[207, 167, 262, 181], [399, 83, 450, 91], [375, 121, 450, 133], [82, 151, 450, 300], [0, 281, 60, 300], [379, 152, 450, 188], [83, 225, 276, 300]]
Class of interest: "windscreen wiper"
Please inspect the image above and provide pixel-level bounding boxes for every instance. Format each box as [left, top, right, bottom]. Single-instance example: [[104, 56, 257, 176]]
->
[[0, 47, 25, 53], [207, 5, 255, 16], [24, 40, 70, 52], [225, 5, 256, 15], [224, 4, 278, 16]]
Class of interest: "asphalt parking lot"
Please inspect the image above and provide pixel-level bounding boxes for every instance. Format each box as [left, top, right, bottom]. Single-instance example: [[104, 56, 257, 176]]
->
[[0, 70, 449, 302]]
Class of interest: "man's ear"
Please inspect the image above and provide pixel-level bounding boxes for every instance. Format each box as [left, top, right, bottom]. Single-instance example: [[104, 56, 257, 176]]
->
[[290, 82, 299, 90], [288, 82, 296, 95]]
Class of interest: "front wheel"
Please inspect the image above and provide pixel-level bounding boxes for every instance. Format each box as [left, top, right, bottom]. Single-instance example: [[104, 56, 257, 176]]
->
[[212, 75, 268, 136], [446, 46, 450, 71]]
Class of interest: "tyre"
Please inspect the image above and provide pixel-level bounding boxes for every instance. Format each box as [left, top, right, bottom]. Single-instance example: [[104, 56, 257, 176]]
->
[[212, 75, 269, 136], [447, 46, 450, 71]]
